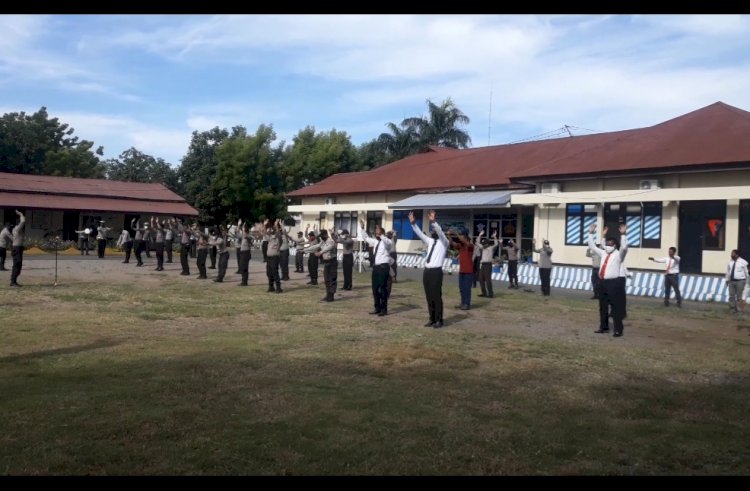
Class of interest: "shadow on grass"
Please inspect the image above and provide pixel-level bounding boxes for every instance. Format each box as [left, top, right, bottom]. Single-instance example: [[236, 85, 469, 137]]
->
[[0, 338, 122, 363]]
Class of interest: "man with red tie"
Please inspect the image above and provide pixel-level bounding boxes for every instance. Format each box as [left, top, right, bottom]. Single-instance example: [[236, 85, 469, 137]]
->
[[649, 248, 682, 308], [588, 223, 628, 337]]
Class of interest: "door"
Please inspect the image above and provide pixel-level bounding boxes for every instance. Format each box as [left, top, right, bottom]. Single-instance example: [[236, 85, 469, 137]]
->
[[62, 211, 80, 242], [678, 202, 704, 274], [740, 200, 750, 258]]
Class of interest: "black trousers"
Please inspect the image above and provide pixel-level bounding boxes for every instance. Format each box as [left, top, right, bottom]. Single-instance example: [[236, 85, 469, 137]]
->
[[217, 251, 229, 281], [479, 262, 494, 297], [266, 255, 281, 290], [210, 246, 217, 268], [295, 250, 304, 272], [472, 256, 481, 287], [308, 254, 318, 284], [539, 267, 552, 295], [123, 241, 132, 263], [262, 241, 268, 263], [144, 240, 152, 258], [507, 259, 518, 286], [79, 237, 89, 255], [235, 248, 241, 272], [197, 248, 208, 278], [599, 278, 625, 333], [10, 246, 23, 284], [591, 267, 600, 298], [323, 259, 338, 300], [423, 267, 444, 323], [0, 246, 6, 270], [239, 249, 251, 284], [165, 239, 173, 263], [342, 253, 353, 289], [180, 243, 190, 274], [665, 274, 681, 305], [280, 249, 290, 280], [155, 242, 164, 269], [372, 263, 391, 313], [189, 240, 196, 258], [134, 239, 143, 265], [97, 238, 107, 258], [390, 252, 398, 280]]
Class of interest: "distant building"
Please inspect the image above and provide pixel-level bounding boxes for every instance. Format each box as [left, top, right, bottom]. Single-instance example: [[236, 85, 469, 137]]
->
[[0, 173, 198, 243]]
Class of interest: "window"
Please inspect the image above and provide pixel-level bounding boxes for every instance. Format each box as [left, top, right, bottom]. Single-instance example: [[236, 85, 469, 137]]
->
[[392, 210, 423, 240], [366, 211, 383, 235], [604, 202, 662, 248], [565, 204, 597, 245], [334, 211, 358, 238]]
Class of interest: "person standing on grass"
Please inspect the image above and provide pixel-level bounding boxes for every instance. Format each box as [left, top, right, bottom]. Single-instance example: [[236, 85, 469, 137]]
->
[[74, 225, 90, 256], [237, 220, 252, 287], [532, 238, 554, 296], [588, 223, 629, 337], [586, 238, 603, 300], [305, 225, 320, 286], [96, 220, 111, 259], [208, 227, 218, 270], [477, 230, 498, 299], [279, 227, 292, 282], [501, 238, 520, 289], [210, 226, 230, 283], [131, 218, 146, 267], [164, 218, 175, 264], [649, 247, 682, 308], [410, 210, 449, 328], [725, 249, 748, 314], [359, 219, 393, 316], [386, 230, 398, 283], [265, 219, 284, 293], [448, 226, 474, 311], [195, 228, 209, 280], [293, 231, 306, 273], [151, 217, 165, 272], [116, 228, 133, 264], [307, 228, 338, 302], [9, 210, 25, 287], [0, 222, 13, 271], [336, 229, 355, 291], [177, 219, 192, 276]]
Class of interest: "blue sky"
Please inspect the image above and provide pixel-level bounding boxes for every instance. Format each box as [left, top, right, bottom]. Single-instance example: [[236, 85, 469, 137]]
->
[[2, 14, 750, 166]]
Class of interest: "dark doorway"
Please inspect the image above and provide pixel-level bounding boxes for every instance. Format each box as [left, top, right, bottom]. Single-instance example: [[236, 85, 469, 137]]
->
[[678, 203, 703, 273], [124, 213, 140, 233], [740, 200, 750, 259], [62, 211, 80, 242]]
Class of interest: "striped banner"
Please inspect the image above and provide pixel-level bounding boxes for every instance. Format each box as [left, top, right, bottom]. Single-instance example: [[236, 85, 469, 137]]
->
[[626, 216, 641, 246], [643, 215, 661, 240], [566, 216, 582, 244]]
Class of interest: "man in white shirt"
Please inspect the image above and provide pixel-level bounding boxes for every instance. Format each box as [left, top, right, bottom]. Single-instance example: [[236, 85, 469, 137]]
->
[[359, 219, 393, 316], [725, 249, 748, 313], [649, 247, 682, 308], [410, 210, 449, 328], [587, 223, 628, 337]]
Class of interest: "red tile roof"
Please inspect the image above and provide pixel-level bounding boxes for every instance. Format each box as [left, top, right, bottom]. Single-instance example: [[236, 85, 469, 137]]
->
[[288, 101, 750, 197], [0, 173, 198, 215]]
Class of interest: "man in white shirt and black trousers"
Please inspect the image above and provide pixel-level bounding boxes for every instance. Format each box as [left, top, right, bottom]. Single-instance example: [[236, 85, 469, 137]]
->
[[359, 219, 394, 316], [725, 249, 748, 313], [410, 210, 449, 328], [649, 247, 682, 308], [588, 223, 628, 337]]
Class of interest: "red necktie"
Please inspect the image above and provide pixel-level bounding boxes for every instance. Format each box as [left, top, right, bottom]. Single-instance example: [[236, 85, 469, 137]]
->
[[599, 254, 611, 279]]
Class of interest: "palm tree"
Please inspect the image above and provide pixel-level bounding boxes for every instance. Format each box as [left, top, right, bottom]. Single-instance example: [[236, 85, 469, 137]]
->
[[403, 97, 471, 149], [377, 122, 420, 160]]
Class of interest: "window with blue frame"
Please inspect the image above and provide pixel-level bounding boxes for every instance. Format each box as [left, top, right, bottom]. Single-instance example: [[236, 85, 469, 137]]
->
[[604, 202, 662, 248], [565, 204, 597, 245], [392, 210, 423, 240]]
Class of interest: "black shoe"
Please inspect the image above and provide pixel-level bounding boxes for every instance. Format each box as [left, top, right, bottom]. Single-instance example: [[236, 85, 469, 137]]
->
[[508, 285, 514, 289], [137, 263, 143, 267], [460, 305, 470, 311], [478, 294, 487, 297], [10, 283, 21, 287], [487, 294, 494, 298], [613, 332, 623, 337], [433, 321, 443, 328], [454, 304, 463, 309], [214, 279, 223, 283], [122, 261, 129, 264], [378, 311, 387, 316], [281, 277, 290, 281], [238, 283, 247, 287], [208, 266, 216, 269], [677, 302, 682, 308], [369, 310, 380, 315], [276, 289, 283, 294], [180, 272, 189, 275], [424, 321, 435, 327], [594, 329, 609, 334], [198, 276, 207, 279]]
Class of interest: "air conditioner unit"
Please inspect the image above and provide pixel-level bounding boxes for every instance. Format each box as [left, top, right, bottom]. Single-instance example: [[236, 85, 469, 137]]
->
[[541, 182, 561, 193], [639, 179, 661, 190], [325, 197, 337, 205]]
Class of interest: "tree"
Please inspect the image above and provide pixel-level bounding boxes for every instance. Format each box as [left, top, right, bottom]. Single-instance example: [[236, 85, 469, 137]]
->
[[213, 124, 286, 223], [106, 148, 179, 192], [0, 106, 105, 177], [176, 127, 231, 224], [378, 97, 472, 162], [280, 126, 363, 191], [356, 138, 391, 170]]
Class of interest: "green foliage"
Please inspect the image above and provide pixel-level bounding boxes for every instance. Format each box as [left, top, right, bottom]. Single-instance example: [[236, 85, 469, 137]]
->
[[106, 148, 179, 192], [0, 106, 105, 178]]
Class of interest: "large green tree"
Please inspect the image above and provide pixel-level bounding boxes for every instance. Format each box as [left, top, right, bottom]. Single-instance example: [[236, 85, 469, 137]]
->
[[105, 147, 179, 192], [213, 124, 286, 223], [0, 106, 105, 177], [280, 126, 363, 191], [176, 126, 230, 223]]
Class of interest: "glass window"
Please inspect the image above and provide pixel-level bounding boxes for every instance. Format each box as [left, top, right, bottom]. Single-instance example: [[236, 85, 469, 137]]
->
[[565, 204, 597, 245], [392, 210, 423, 240], [604, 202, 662, 248], [702, 201, 726, 250], [333, 211, 358, 237]]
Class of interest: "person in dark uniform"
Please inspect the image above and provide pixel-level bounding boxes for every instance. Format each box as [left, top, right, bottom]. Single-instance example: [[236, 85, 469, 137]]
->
[[261, 227, 270, 263], [141, 223, 152, 258], [131, 218, 146, 267], [209, 227, 218, 269], [237, 220, 252, 286], [151, 217, 165, 271], [116, 228, 133, 264], [196, 228, 209, 279], [210, 226, 229, 282], [501, 239, 520, 289], [164, 218, 175, 263], [410, 210, 449, 328], [533, 238, 554, 296], [75, 225, 90, 255], [177, 219, 192, 275], [9, 210, 25, 287], [336, 229, 354, 290], [293, 231, 306, 273], [96, 220, 111, 258], [279, 227, 291, 281], [265, 219, 283, 293], [476, 230, 498, 298], [307, 228, 337, 301], [359, 219, 393, 316], [0, 223, 13, 271], [305, 225, 319, 286]]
